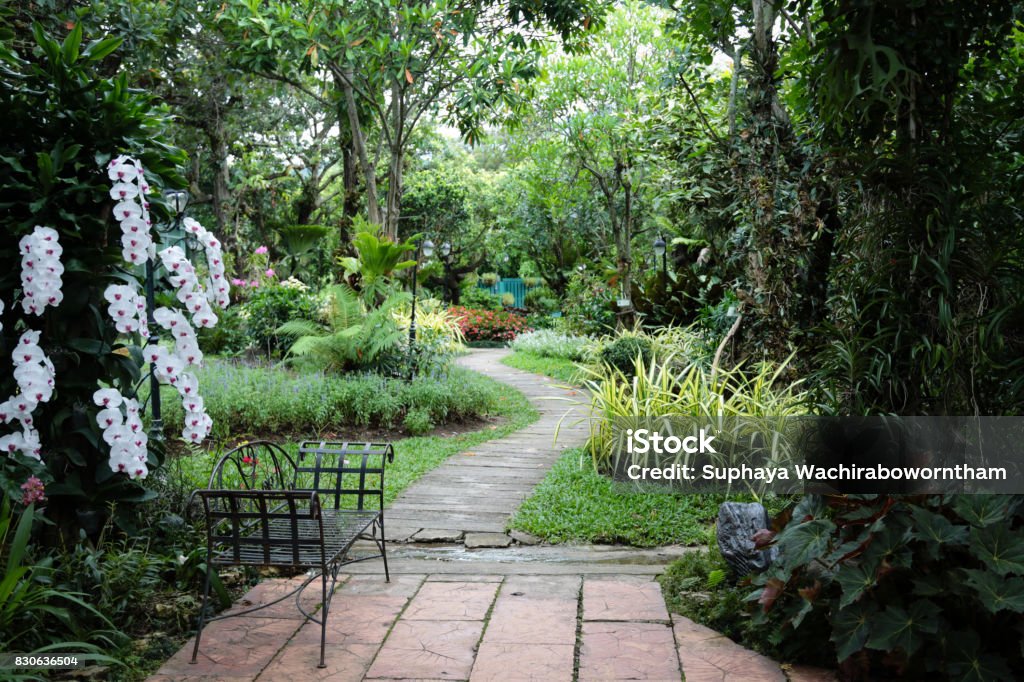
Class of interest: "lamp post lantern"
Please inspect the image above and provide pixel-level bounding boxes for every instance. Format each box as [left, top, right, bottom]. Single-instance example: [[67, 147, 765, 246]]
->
[[146, 189, 190, 439], [409, 238, 434, 378], [653, 236, 667, 282], [439, 242, 452, 303]]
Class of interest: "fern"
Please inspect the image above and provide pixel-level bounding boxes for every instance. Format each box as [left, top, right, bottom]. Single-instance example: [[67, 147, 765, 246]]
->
[[276, 285, 409, 373]]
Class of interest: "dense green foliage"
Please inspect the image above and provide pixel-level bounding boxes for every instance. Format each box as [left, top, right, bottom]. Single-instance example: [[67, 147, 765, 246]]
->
[[241, 282, 322, 357], [160, 360, 521, 439], [750, 494, 1024, 679], [509, 329, 589, 361]]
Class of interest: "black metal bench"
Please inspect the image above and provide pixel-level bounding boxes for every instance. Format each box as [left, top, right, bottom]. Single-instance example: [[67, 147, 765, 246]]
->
[[188, 439, 394, 668]]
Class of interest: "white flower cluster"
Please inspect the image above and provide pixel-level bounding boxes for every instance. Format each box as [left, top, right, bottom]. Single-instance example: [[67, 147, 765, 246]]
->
[[0, 331, 55, 461], [103, 282, 149, 337], [108, 155, 154, 265], [19, 226, 64, 316], [93, 388, 149, 479], [97, 154, 229, 456], [158, 246, 218, 329], [280, 276, 309, 291], [183, 217, 230, 309]]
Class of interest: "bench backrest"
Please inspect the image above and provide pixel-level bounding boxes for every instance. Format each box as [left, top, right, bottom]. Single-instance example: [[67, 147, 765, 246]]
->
[[193, 488, 324, 568], [294, 441, 394, 511], [207, 440, 295, 492]]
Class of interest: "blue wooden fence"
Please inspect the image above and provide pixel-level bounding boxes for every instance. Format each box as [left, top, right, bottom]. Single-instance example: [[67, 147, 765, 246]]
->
[[479, 277, 527, 307]]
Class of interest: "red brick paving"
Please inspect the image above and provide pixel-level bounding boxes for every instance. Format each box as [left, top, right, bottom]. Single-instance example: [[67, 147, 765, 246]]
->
[[152, 573, 831, 681]]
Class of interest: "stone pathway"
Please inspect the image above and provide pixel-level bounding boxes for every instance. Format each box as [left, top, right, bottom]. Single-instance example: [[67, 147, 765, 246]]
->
[[151, 349, 835, 681], [386, 349, 589, 546]]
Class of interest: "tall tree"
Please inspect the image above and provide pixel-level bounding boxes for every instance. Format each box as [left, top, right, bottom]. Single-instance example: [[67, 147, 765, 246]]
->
[[221, 0, 603, 239]]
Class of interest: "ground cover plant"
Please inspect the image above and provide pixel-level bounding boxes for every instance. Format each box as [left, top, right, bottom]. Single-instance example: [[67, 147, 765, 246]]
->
[[509, 447, 722, 547], [159, 359, 521, 439], [502, 351, 582, 384]]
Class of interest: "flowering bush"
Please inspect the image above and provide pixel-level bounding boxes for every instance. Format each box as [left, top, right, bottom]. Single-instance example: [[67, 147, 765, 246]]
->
[[448, 306, 531, 343]]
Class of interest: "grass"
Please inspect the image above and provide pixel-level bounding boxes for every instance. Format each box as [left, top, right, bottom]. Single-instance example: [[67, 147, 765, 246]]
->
[[163, 368, 539, 506], [508, 447, 724, 547], [502, 350, 582, 384]]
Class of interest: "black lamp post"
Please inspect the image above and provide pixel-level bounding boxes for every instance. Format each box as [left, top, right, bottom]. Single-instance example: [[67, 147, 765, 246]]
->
[[144, 189, 189, 439], [439, 241, 452, 303], [653, 235, 667, 282], [409, 238, 434, 378]]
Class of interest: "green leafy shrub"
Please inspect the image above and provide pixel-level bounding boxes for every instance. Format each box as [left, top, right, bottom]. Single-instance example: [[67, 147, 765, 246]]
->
[[460, 285, 503, 310], [598, 334, 653, 376], [524, 285, 559, 313], [562, 271, 616, 335], [403, 407, 434, 436], [582, 354, 807, 473], [510, 329, 589, 361], [751, 494, 1024, 679], [196, 304, 249, 355], [1, 500, 121, 659], [500, 292, 516, 307], [161, 361, 514, 438], [479, 272, 500, 286], [241, 282, 322, 356]]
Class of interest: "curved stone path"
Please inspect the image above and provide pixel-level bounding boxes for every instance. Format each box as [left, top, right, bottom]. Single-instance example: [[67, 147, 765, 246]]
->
[[384, 348, 589, 545], [151, 350, 835, 682]]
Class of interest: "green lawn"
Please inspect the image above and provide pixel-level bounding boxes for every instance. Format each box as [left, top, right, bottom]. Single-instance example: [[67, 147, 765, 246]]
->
[[502, 350, 583, 384], [508, 447, 724, 547]]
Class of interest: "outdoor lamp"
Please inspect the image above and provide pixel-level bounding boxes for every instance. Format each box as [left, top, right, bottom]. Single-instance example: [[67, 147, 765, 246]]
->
[[422, 239, 435, 259], [164, 189, 190, 215], [440, 241, 452, 259], [654, 235, 668, 280], [653, 236, 666, 257]]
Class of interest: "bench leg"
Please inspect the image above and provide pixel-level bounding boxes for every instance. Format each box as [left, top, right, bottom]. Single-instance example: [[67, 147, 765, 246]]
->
[[319, 567, 328, 668], [378, 515, 390, 582], [191, 567, 213, 664]]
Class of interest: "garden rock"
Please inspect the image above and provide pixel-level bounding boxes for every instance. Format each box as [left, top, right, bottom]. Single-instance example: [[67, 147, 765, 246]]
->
[[716, 502, 778, 576]]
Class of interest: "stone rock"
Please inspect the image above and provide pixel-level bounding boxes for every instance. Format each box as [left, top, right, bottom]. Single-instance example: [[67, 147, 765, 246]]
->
[[411, 528, 465, 543], [510, 530, 542, 546], [464, 532, 513, 548], [716, 502, 778, 576]]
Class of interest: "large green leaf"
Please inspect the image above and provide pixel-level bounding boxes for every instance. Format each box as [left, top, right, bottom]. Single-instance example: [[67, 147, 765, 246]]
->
[[953, 496, 1017, 527], [969, 524, 1024, 576], [946, 631, 1014, 682], [835, 563, 875, 609], [962, 569, 1024, 614], [865, 600, 941, 656], [831, 600, 875, 661], [777, 518, 835, 570], [908, 505, 969, 559]]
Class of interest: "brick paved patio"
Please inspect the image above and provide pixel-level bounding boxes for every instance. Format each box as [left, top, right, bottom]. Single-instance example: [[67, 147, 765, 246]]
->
[[151, 571, 833, 681]]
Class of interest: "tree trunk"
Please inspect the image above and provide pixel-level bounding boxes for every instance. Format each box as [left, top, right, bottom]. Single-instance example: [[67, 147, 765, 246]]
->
[[337, 69, 381, 227], [383, 81, 404, 241]]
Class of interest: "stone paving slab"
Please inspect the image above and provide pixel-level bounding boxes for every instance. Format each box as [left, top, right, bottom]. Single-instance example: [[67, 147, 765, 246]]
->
[[578, 621, 682, 681]]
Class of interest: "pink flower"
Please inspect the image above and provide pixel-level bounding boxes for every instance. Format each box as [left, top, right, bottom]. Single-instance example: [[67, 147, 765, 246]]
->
[[20, 476, 46, 505], [255, 245, 268, 255], [249, 279, 259, 288], [265, 269, 275, 277], [231, 278, 246, 286]]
